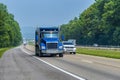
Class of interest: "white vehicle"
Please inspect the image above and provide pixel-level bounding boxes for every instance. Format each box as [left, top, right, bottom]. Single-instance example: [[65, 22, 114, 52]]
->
[[62, 41, 76, 54]]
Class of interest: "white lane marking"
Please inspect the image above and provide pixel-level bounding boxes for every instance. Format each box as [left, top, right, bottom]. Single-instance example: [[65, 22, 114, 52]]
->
[[81, 59, 93, 64], [21, 47, 86, 80]]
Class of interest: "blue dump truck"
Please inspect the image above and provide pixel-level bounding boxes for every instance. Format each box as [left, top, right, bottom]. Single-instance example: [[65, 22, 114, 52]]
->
[[35, 27, 64, 57]]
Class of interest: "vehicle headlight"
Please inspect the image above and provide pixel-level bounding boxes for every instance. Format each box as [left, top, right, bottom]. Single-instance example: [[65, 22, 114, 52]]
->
[[59, 46, 63, 49], [41, 46, 46, 50], [73, 48, 76, 51], [64, 48, 66, 51]]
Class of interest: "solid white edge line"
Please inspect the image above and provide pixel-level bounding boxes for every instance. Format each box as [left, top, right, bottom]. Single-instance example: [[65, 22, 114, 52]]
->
[[21, 47, 86, 80]]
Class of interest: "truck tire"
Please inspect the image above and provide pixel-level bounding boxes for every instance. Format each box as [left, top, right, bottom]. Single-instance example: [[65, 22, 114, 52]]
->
[[59, 53, 63, 57], [35, 47, 39, 56], [39, 51, 43, 57]]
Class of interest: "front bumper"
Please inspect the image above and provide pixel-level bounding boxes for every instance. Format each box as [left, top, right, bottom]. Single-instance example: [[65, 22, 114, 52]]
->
[[64, 48, 76, 53], [42, 49, 63, 54]]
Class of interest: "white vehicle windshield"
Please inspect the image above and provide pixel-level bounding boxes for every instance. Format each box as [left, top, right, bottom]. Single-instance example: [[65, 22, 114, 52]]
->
[[42, 32, 58, 38], [63, 42, 73, 45]]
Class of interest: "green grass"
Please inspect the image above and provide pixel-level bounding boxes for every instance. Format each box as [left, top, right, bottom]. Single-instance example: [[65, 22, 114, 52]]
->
[[28, 42, 34, 46], [0, 48, 10, 58], [77, 48, 120, 59]]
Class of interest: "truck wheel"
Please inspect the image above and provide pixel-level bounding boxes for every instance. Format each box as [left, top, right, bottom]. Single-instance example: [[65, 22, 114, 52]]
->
[[35, 53, 39, 56], [35, 47, 39, 56], [39, 51, 43, 57], [59, 53, 63, 57]]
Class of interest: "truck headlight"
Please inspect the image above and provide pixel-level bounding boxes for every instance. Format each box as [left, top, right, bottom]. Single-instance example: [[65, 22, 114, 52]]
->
[[41, 46, 46, 50], [59, 46, 63, 49]]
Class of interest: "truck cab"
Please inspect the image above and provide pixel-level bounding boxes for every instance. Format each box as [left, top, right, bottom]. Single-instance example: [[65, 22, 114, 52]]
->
[[35, 27, 64, 57]]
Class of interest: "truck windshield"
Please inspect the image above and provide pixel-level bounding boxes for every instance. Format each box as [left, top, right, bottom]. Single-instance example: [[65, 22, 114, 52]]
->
[[42, 32, 58, 38]]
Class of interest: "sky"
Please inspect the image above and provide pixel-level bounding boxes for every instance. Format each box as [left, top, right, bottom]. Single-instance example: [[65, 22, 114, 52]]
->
[[0, 0, 95, 28]]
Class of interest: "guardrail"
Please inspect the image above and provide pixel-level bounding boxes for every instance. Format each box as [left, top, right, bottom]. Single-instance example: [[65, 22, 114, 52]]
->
[[76, 45, 120, 51]]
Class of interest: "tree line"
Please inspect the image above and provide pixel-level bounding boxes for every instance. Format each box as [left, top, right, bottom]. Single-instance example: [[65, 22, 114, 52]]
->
[[0, 3, 22, 48], [60, 0, 120, 46]]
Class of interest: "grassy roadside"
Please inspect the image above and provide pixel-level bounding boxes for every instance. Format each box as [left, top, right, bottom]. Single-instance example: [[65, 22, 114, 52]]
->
[[0, 48, 11, 58], [76, 48, 120, 59], [28, 42, 34, 46]]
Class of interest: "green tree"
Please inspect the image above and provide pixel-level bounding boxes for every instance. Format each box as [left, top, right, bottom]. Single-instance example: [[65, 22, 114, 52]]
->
[[0, 3, 22, 48], [60, 0, 120, 46]]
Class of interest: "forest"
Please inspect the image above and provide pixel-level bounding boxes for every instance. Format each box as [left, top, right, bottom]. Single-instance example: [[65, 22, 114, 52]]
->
[[60, 0, 120, 46], [0, 3, 22, 48]]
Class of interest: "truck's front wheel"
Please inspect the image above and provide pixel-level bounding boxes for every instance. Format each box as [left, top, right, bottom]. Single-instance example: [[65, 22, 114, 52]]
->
[[39, 50, 43, 57], [59, 53, 63, 57], [35, 47, 39, 56]]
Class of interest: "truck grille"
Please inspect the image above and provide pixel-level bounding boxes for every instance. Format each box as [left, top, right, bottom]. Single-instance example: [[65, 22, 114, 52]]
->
[[47, 43, 57, 49]]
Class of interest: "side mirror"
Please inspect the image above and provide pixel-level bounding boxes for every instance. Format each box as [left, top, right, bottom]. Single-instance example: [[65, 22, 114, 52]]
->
[[61, 35, 64, 41], [35, 35, 38, 41]]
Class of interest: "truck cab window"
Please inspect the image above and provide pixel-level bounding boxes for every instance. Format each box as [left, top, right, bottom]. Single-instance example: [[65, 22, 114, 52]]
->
[[42, 32, 58, 38]]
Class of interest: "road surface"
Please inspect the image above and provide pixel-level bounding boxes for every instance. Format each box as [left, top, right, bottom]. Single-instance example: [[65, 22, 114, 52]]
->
[[0, 46, 120, 80]]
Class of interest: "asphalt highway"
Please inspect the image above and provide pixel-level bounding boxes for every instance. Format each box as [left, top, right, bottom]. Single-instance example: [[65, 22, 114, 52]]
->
[[0, 46, 120, 80]]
